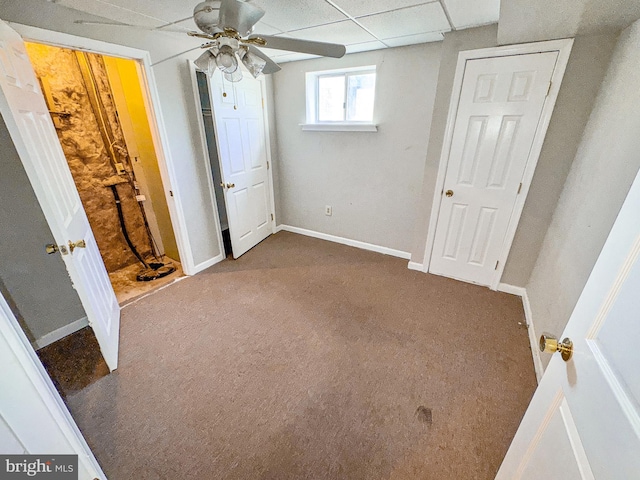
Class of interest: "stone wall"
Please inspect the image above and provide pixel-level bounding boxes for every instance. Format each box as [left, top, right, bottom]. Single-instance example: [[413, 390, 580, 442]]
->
[[25, 43, 152, 272]]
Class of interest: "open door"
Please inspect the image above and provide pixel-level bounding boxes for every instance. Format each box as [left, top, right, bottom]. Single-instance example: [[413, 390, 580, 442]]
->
[[0, 20, 120, 370], [497, 168, 640, 477], [208, 70, 274, 259], [0, 292, 105, 477]]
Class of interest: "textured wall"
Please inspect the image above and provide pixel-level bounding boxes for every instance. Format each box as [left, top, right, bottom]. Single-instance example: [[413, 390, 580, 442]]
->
[[0, 114, 86, 341], [501, 32, 618, 286], [526, 19, 640, 369], [272, 43, 442, 254], [25, 42, 151, 272]]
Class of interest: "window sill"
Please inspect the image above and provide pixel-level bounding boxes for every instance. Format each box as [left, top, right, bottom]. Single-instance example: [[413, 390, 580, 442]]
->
[[300, 123, 378, 132]]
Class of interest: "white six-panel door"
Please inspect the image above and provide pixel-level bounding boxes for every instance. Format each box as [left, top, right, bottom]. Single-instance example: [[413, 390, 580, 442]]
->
[[209, 70, 273, 259], [430, 52, 558, 286], [497, 159, 640, 479], [0, 20, 120, 370]]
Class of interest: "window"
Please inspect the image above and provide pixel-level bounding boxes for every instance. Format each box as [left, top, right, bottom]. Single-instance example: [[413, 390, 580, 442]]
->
[[304, 66, 377, 132]]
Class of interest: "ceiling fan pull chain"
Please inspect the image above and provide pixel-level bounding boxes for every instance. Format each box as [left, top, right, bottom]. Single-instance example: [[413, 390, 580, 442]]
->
[[232, 81, 238, 110]]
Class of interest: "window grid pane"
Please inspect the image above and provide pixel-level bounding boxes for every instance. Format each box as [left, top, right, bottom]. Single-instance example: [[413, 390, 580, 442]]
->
[[346, 72, 375, 122], [318, 75, 345, 122]]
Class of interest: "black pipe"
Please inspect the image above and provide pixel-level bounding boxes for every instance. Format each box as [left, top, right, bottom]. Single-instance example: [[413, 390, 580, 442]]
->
[[110, 185, 149, 269]]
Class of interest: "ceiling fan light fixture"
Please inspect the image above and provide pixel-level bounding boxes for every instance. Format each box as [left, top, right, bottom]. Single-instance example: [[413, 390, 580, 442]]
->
[[194, 49, 217, 76], [215, 45, 239, 74], [224, 68, 243, 83], [240, 48, 266, 78]]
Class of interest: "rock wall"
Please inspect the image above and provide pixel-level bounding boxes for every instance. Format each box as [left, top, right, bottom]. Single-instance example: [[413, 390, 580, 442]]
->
[[25, 43, 152, 272]]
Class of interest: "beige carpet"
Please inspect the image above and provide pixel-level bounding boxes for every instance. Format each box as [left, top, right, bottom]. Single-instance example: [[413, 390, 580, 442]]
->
[[67, 231, 537, 479]]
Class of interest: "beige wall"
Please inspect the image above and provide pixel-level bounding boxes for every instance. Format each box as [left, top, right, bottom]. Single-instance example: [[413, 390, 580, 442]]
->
[[0, 115, 85, 342], [272, 43, 442, 253], [526, 18, 640, 369], [501, 32, 618, 286]]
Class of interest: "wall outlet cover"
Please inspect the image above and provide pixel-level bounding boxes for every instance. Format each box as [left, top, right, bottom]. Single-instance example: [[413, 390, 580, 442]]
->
[[325, 205, 332, 216]]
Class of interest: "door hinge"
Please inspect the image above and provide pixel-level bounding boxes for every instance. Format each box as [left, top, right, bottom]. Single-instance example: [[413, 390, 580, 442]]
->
[[271, 213, 274, 221], [262, 98, 264, 109], [495, 260, 499, 270], [267, 161, 270, 170], [517, 182, 523, 194], [546, 81, 552, 97], [169, 190, 173, 197]]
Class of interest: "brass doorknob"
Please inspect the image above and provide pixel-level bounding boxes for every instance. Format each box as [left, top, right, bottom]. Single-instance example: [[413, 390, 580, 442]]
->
[[539, 334, 573, 361], [68, 239, 86, 253], [45, 243, 59, 254], [226, 183, 235, 189], [445, 189, 454, 197]]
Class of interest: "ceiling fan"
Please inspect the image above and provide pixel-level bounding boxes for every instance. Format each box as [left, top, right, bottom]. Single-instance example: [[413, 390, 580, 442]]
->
[[77, 0, 347, 81]]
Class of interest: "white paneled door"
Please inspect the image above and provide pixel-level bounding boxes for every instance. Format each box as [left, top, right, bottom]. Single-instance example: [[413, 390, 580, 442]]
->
[[497, 164, 640, 478], [430, 52, 558, 286], [0, 21, 120, 370], [208, 71, 273, 258]]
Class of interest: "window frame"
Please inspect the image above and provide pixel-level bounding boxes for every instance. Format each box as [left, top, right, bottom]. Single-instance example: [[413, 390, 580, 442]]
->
[[303, 65, 378, 132]]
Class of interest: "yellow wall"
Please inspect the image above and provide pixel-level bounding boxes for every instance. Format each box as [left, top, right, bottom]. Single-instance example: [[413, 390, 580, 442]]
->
[[103, 56, 180, 261]]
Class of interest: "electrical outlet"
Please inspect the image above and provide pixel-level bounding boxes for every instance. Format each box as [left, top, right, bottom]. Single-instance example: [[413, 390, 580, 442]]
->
[[325, 205, 332, 216]]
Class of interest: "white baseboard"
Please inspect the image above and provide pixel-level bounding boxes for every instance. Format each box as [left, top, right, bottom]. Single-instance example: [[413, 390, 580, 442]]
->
[[497, 282, 526, 297], [522, 290, 544, 384], [496, 283, 544, 384], [277, 225, 411, 260], [34, 317, 89, 350], [408, 261, 424, 271]]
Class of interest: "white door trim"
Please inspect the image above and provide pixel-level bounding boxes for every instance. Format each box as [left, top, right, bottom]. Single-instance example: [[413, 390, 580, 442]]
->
[[422, 38, 573, 290], [187, 60, 226, 267], [0, 293, 106, 478], [259, 76, 278, 234], [8, 22, 198, 274]]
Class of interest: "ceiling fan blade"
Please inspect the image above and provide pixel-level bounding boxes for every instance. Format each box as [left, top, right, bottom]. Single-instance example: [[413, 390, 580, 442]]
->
[[151, 45, 206, 66], [247, 46, 281, 74], [248, 34, 346, 58], [218, 0, 265, 36]]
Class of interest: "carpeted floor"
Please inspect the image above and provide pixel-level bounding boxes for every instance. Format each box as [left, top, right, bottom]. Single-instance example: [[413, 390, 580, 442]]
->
[[66, 231, 537, 479]]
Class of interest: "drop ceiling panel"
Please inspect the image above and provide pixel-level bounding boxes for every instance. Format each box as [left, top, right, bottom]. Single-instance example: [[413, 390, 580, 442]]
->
[[57, 0, 168, 27], [383, 31, 444, 47], [333, 0, 438, 18], [250, 0, 347, 32], [357, 3, 450, 39], [442, 0, 500, 28], [97, 0, 194, 24], [253, 22, 284, 36], [346, 40, 387, 54], [288, 20, 376, 45]]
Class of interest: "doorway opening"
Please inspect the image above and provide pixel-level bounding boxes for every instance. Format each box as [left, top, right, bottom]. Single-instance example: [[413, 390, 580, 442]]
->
[[195, 69, 232, 257], [24, 42, 184, 304]]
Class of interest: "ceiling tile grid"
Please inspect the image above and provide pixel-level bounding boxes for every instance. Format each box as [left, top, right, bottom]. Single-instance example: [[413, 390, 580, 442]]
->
[[55, 0, 500, 63], [355, 3, 451, 41], [440, 0, 500, 29]]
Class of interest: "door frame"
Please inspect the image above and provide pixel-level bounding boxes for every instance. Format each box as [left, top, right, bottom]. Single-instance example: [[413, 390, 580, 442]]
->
[[421, 39, 573, 290], [189, 62, 278, 247], [8, 22, 199, 274], [187, 60, 226, 261]]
